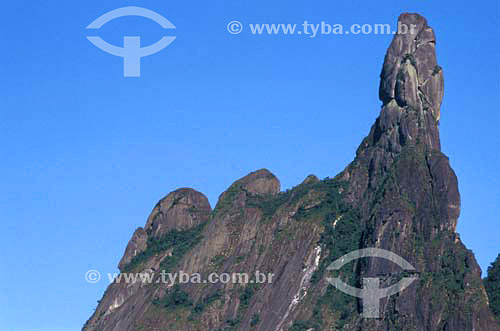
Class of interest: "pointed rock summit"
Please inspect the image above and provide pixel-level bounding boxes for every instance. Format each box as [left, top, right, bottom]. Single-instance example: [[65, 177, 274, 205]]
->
[[344, 14, 449, 207], [377, 13, 443, 152]]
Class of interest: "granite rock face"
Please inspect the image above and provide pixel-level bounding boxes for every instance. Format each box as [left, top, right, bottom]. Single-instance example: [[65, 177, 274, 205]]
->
[[379, 13, 443, 123], [84, 13, 499, 331], [116, 188, 211, 272], [117, 228, 148, 271], [220, 168, 281, 198], [145, 187, 211, 238]]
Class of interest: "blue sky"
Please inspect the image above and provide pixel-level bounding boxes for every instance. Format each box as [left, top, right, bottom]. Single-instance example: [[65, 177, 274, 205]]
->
[[1, 0, 499, 330]]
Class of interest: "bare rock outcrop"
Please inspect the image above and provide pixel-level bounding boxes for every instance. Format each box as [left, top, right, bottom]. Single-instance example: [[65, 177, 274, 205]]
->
[[117, 228, 148, 271], [145, 187, 211, 238], [219, 169, 281, 201]]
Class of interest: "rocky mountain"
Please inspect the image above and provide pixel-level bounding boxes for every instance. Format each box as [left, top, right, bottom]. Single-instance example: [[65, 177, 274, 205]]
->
[[485, 255, 500, 323], [84, 13, 500, 331]]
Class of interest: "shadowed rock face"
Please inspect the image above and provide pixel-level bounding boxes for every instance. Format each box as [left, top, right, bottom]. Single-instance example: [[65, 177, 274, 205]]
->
[[485, 255, 500, 322], [380, 13, 443, 122], [378, 13, 443, 152], [84, 13, 499, 331]]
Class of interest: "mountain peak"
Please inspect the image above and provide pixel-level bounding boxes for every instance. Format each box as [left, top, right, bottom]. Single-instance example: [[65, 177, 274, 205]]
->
[[344, 13, 444, 209], [84, 14, 500, 331], [356, 13, 444, 159], [380, 13, 443, 119]]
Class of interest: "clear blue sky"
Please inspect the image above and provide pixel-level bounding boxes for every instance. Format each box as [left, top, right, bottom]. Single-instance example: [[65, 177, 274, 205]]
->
[[1, 0, 499, 330]]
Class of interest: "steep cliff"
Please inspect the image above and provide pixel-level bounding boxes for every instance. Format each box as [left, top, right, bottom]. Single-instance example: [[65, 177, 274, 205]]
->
[[84, 13, 499, 331], [485, 255, 500, 323]]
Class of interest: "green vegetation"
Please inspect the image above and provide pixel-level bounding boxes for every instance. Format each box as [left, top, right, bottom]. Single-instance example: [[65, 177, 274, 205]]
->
[[396, 69, 406, 82], [235, 255, 245, 263], [306, 181, 362, 285], [122, 222, 206, 273], [214, 184, 244, 214], [190, 291, 223, 317], [250, 313, 260, 327], [247, 177, 347, 223], [401, 53, 417, 66], [432, 65, 442, 75], [438, 242, 470, 292], [278, 178, 363, 328], [225, 318, 240, 328], [248, 177, 364, 329], [258, 244, 265, 256], [222, 284, 260, 329], [153, 285, 192, 309], [239, 283, 258, 308], [416, 234, 481, 325], [210, 254, 226, 267], [289, 320, 319, 331], [246, 191, 290, 220], [484, 254, 500, 321]]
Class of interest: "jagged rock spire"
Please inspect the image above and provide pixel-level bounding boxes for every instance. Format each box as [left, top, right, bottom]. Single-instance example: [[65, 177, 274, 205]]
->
[[345, 13, 445, 206], [375, 13, 444, 152], [380, 13, 443, 118]]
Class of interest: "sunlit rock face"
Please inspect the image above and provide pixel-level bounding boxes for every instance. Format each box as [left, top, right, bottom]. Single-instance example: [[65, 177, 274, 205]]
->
[[83, 13, 499, 331]]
